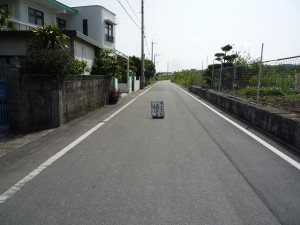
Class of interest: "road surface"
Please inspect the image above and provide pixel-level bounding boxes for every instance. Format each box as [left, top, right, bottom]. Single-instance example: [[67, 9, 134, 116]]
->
[[0, 81, 299, 225]]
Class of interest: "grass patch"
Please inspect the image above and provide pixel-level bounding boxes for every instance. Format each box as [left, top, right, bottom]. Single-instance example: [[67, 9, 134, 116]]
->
[[237, 87, 285, 97]]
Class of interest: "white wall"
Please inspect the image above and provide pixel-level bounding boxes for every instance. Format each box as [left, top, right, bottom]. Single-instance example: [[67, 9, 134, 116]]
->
[[73, 40, 95, 75], [18, 0, 57, 25], [118, 83, 129, 93], [118, 76, 141, 93], [134, 78, 140, 92], [101, 8, 116, 49], [69, 6, 116, 49], [6, 0, 68, 26], [68, 6, 102, 43], [118, 76, 132, 93]]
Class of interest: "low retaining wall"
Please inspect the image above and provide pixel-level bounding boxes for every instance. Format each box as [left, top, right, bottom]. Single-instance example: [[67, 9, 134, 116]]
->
[[189, 86, 300, 153], [7, 69, 111, 130], [61, 77, 110, 123]]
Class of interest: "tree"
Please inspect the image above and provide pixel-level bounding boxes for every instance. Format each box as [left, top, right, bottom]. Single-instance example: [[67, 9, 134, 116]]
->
[[91, 48, 122, 78], [129, 56, 156, 82], [144, 59, 155, 80], [0, 6, 16, 31], [117, 57, 129, 82], [214, 44, 238, 66], [28, 23, 69, 51], [129, 56, 141, 78], [26, 23, 88, 76]]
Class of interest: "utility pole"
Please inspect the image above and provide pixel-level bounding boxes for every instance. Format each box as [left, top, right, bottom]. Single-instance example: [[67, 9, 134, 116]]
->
[[151, 40, 157, 62], [141, 0, 145, 89]]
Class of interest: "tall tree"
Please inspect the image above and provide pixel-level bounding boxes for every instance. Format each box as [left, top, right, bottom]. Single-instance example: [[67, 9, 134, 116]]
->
[[91, 48, 122, 78], [129, 56, 141, 78], [129, 56, 155, 81], [0, 6, 16, 31], [214, 44, 238, 66], [144, 59, 155, 80]]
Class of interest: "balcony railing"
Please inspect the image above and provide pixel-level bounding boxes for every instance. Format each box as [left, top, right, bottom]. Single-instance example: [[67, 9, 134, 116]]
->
[[105, 34, 114, 43], [12, 19, 38, 31]]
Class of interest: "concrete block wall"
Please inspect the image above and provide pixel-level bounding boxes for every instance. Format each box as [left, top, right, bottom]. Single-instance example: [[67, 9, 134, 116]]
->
[[7, 70, 111, 130], [189, 86, 300, 153], [18, 80, 61, 129], [7, 68, 21, 129], [62, 78, 110, 123]]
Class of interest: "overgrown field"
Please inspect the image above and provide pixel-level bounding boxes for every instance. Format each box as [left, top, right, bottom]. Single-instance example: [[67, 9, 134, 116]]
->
[[171, 70, 300, 116]]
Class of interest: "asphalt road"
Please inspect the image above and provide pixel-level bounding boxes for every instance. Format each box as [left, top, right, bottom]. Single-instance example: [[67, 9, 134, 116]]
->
[[0, 81, 299, 225]]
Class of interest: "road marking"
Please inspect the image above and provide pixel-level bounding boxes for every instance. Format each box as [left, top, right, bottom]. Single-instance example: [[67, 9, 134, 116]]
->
[[179, 87, 300, 170], [0, 85, 154, 204]]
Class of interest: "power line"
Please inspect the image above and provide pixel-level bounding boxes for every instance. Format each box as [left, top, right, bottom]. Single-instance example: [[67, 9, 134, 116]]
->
[[117, 0, 141, 30], [125, 0, 141, 23], [144, 33, 151, 58]]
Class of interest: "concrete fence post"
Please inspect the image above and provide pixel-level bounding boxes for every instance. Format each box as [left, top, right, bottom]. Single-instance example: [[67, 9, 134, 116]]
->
[[295, 73, 300, 92]]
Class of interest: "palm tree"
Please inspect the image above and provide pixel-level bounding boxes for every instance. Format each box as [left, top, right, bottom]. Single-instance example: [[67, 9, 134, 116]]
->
[[29, 23, 69, 51]]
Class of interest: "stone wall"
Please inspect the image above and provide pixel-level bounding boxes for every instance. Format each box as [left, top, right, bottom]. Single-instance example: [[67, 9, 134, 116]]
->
[[7, 69, 111, 130], [189, 86, 300, 153], [62, 78, 110, 123]]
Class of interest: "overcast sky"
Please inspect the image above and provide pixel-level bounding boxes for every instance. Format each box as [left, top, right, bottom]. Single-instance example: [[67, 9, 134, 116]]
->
[[59, 0, 300, 72]]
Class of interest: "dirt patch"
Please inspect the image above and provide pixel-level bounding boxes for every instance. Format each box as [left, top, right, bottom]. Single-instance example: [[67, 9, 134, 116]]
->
[[249, 96, 300, 118]]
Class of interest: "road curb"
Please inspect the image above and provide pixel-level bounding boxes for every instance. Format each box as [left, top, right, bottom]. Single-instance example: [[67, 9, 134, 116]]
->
[[189, 86, 300, 154]]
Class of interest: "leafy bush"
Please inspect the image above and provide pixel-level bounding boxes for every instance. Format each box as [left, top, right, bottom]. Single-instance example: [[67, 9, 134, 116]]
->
[[108, 87, 121, 104], [26, 49, 88, 76], [0, 6, 16, 31], [25, 23, 89, 76], [65, 58, 89, 75], [28, 23, 69, 51], [91, 48, 122, 79]]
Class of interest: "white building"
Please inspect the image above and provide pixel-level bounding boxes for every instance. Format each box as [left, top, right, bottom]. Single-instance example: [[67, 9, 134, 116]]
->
[[0, 0, 117, 73]]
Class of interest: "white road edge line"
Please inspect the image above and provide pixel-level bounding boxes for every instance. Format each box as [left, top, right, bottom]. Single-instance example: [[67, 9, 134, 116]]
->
[[0, 85, 154, 204], [179, 86, 300, 170]]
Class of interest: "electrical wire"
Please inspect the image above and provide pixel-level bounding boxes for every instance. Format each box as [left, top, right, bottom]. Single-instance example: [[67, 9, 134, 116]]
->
[[144, 33, 151, 58], [117, 0, 151, 58], [117, 0, 141, 30], [125, 0, 141, 23]]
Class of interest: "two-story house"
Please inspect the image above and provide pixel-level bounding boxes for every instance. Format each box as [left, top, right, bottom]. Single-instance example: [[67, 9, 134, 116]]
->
[[0, 0, 117, 74]]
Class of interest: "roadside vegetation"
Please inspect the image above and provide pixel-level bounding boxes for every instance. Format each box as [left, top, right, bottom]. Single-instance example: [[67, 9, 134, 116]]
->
[[171, 44, 300, 115], [171, 70, 203, 88], [25, 23, 89, 76], [0, 6, 16, 31]]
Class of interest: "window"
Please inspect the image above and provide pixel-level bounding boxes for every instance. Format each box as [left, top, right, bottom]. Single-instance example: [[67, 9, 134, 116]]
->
[[28, 7, 44, 26], [57, 18, 66, 29], [105, 22, 114, 42], [83, 19, 88, 35]]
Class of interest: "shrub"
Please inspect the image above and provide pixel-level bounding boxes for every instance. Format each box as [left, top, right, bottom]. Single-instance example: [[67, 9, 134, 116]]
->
[[25, 49, 88, 76], [238, 87, 284, 97], [65, 58, 89, 75], [91, 48, 122, 79], [108, 87, 121, 104]]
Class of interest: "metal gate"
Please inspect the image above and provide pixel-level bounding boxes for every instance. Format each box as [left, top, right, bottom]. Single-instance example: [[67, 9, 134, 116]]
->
[[0, 65, 9, 131]]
